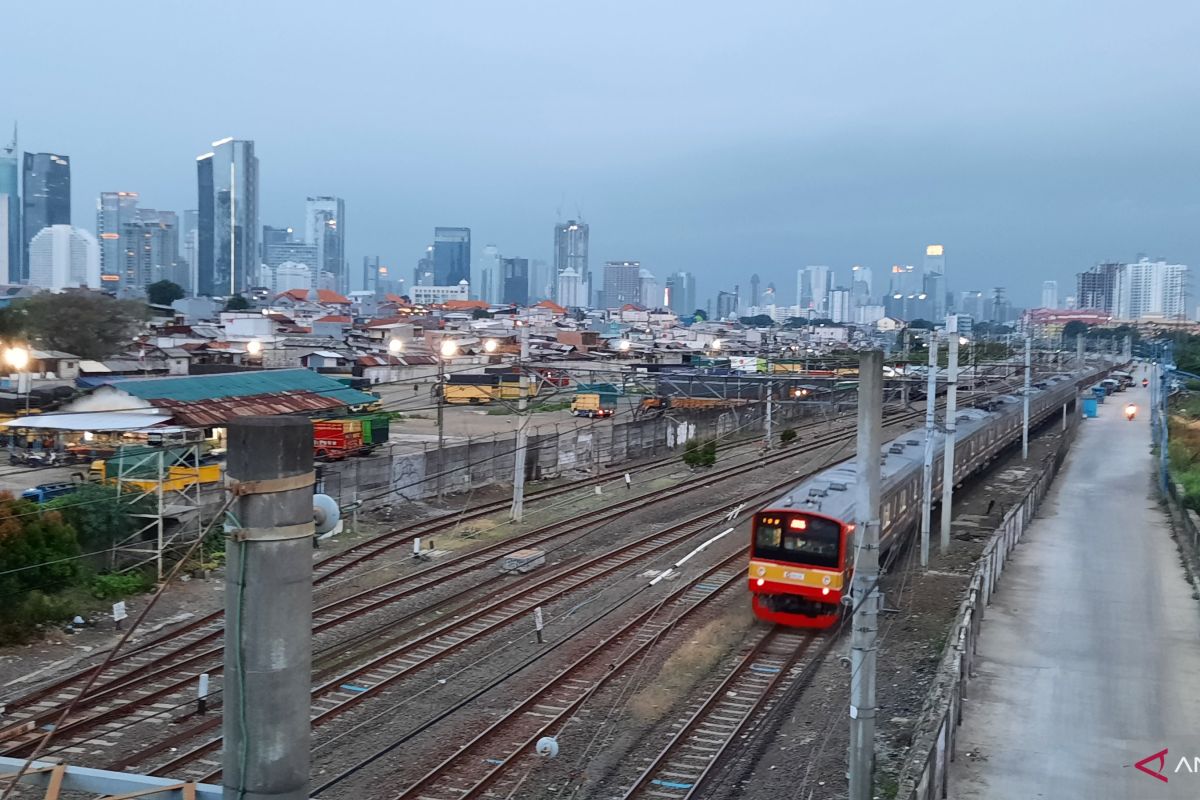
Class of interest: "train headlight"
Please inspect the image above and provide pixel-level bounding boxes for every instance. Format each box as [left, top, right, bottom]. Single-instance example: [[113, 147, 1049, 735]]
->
[[756, 578, 765, 587], [822, 587, 831, 595], [822, 576, 832, 586]]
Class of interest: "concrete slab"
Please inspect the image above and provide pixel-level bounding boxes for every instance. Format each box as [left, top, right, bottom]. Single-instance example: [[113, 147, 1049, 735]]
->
[[948, 391, 1200, 799]]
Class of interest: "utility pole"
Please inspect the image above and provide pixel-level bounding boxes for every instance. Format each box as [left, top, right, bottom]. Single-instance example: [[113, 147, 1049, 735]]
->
[[939, 316, 959, 553], [1076, 333, 1085, 366], [1022, 336, 1032, 460], [849, 349, 882, 800], [224, 417, 313, 800], [511, 323, 531, 522], [435, 343, 449, 500], [920, 332, 938, 568]]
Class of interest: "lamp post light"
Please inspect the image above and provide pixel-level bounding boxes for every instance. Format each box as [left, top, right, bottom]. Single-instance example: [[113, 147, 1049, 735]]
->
[[618, 339, 631, 353], [484, 339, 498, 354], [388, 338, 404, 355], [5, 346, 30, 414], [436, 339, 458, 500]]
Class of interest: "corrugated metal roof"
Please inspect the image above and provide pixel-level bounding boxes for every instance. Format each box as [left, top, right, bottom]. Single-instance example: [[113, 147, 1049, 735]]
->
[[104, 369, 377, 406]]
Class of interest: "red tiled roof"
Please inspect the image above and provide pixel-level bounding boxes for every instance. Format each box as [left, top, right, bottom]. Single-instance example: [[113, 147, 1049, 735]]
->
[[536, 300, 567, 315], [442, 300, 490, 311], [384, 294, 411, 305], [276, 288, 351, 304], [315, 315, 352, 324], [365, 317, 407, 328], [621, 303, 647, 312]]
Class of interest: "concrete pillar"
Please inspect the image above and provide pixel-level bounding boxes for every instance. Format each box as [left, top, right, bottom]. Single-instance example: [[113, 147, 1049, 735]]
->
[[224, 417, 313, 800]]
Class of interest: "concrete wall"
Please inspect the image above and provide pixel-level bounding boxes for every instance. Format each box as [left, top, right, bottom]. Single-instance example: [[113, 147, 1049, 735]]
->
[[316, 399, 825, 508]]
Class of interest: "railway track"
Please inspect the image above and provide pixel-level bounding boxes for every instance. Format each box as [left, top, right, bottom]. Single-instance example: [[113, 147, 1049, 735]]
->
[[0, 380, 1020, 773], [0, 400, 860, 727], [618, 627, 814, 800], [389, 551, 752, 800]]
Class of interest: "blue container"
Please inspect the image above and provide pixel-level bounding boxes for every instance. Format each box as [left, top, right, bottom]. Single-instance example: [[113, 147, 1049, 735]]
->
[[1092, 385, 1107, 403], [1082, 397, 1098, 418]]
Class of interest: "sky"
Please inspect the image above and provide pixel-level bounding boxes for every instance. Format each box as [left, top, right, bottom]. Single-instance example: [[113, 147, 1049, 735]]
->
[[5, 0, 1199, 308]]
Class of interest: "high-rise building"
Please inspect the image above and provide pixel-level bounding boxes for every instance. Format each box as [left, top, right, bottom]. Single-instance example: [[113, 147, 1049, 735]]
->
[[924, 245, 947, 319], [262, 226, 317, 272], [958, 290, 986, 321], [501, 257, 529, 305], [556, 266, 584, 308], [361, 255, 381, 295], [749, 274, 760, 309], [96, 191, 140, 287], [123, 209, 181, 291], [180, 209, 198, 295], [797, 265, 831, 314], [529, 258, 550, 302], [829, 287, 852, 323], [415, 245, 435, 287], [477, 244, 501, 304], [602, 260, 640, 308], [639, 268, 659, 309], [27, 225, 98, 291], [22, 152, 70, 283], [716, 290, 738, 319], [1076, 262, 1122, 312], [0, 126, 18, 284], [433, 227, 470, 285], [665, 271, 697, 316], [554, 219, 589, 299], [1041, 280, 1058, 309], [989, 287, 1011, 323], [305, 196, 346, 292], [196, 138, 259, 296], [1114, 258, 1188, 320]]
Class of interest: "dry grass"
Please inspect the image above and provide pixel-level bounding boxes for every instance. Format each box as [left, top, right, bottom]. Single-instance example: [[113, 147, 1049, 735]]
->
[[627, 606, 755, 724]]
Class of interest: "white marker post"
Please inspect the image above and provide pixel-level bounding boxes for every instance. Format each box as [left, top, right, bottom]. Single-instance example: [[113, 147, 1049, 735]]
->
[[533, 606, 545, 644], [413, 537, 421, 558], [198, 673, 210, 715], [111, 601, 127, 631], [624, 473, 632, 491]]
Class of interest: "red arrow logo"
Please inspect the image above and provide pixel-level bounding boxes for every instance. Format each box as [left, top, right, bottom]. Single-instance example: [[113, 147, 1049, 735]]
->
[[1135, 748, 1169, 783]]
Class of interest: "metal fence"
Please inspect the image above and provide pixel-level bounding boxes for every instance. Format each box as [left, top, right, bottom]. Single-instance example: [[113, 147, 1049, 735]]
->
[[896, 425, 1076, 799]]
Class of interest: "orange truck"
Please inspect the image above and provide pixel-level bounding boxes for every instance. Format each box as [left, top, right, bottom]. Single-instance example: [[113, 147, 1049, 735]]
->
[[313, 420, 365, 461]]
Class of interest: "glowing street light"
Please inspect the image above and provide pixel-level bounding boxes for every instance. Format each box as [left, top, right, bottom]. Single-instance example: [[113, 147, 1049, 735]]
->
[[246, 340, 263, 356], [710, 339, 723, 352], [618, 339, 631, 352], [440, 340, 459, 359], [4, 346, 29, 371], [388, 338, 403, 354], [484, 339, 498, 353]]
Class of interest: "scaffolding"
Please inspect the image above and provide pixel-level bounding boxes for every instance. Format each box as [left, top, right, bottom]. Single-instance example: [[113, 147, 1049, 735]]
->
[[112, 444, 204, 581]]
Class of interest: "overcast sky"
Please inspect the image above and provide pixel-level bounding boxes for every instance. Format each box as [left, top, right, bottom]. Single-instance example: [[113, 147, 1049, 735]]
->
[[6, 1, 1198, 307]]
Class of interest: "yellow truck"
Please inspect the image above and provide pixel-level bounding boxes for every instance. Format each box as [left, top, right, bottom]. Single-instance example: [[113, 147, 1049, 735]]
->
[[89, 459, 222, 492]]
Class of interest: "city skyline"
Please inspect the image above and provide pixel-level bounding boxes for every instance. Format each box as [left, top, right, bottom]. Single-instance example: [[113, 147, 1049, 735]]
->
[[4, 2, 1194, 307]]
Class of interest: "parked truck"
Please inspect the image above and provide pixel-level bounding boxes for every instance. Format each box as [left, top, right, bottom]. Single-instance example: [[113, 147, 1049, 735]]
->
[[572, 383, 620, 418], [313, 420, 365, 461]]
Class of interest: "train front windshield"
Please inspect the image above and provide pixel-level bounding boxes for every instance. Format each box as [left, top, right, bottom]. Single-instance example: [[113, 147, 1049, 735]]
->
[[753, 513, 842, 569]]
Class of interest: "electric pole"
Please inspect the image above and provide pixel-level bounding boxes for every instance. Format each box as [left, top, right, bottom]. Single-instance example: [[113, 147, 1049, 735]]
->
[[224, 417, 313, 800], [849, 349, 882, 800], [1022, 336, 1032, 460], [939, 316, 958, 553], [920, 332, 938, 568], [511, 323, 531, 522]]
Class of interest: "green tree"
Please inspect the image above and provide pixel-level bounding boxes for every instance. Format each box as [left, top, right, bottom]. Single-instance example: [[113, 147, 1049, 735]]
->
[[147, 280, 185, 306], [46, 484, 155, 556], [908, 319, 935, 330], [682, 437, 717, 468], [1062, 320, 1090, 341], [0, 497, 83, 641], [692, 309, 708, 322], [471, 307, 494, 319], [780, 428, 798, 446], [739, 314, 775, 327], [224, 294, 251, 311], [8, 293, 146, 360]]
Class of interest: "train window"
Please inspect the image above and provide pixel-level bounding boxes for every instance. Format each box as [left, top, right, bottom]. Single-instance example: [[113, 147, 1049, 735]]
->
[[752, 514, 840, 569]]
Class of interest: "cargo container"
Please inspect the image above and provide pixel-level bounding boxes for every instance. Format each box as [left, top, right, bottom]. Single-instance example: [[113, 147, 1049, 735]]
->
[[572, 383, 620, 418]]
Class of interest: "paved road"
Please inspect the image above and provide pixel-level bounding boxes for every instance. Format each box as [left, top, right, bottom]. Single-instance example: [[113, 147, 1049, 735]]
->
[[948, 389, 1200, 799]]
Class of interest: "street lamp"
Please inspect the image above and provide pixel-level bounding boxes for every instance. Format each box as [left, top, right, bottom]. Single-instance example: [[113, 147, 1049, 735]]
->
[[484, 339, 498, 353], [711, 339, 722, 352], [618, 339, 631, 352], [435, 339, 458, 500], [388, 338, 403, 355], [5, 346, 30, 414], [246, 339, 263, 356]]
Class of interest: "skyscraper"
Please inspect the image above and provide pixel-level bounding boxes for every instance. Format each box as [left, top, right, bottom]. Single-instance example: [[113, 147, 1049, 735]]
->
[[1076, 262, 1122, 312], [0, 126, 18, 284], [639, 268, 659, 309], [665, 271, 697, 316], [124, 209, 180, 291], [556, 267, 584, 307], [602, 260, 640, 308], [181, 210, 198, 295], [1041, 280, 1058, 309], [797, 265, 831, 314], [305, 196, 347, 292], [477, 244, 501, 303], [501, 257, 529, 305], [97, 191, 141, 287], [1113, 258, 1188, 320], [749, 273, 760, 308], [196, 137, 259, 297], [433, 227, 471, 285], [554, 220, 589, 300], [924, 245, 946, 318], [27, 225, 99, 291], [22, 152, 70, 283]]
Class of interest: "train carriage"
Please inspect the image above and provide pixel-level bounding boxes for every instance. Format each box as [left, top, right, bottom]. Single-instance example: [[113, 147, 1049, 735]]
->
[[749, 368, 1104, 628]]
